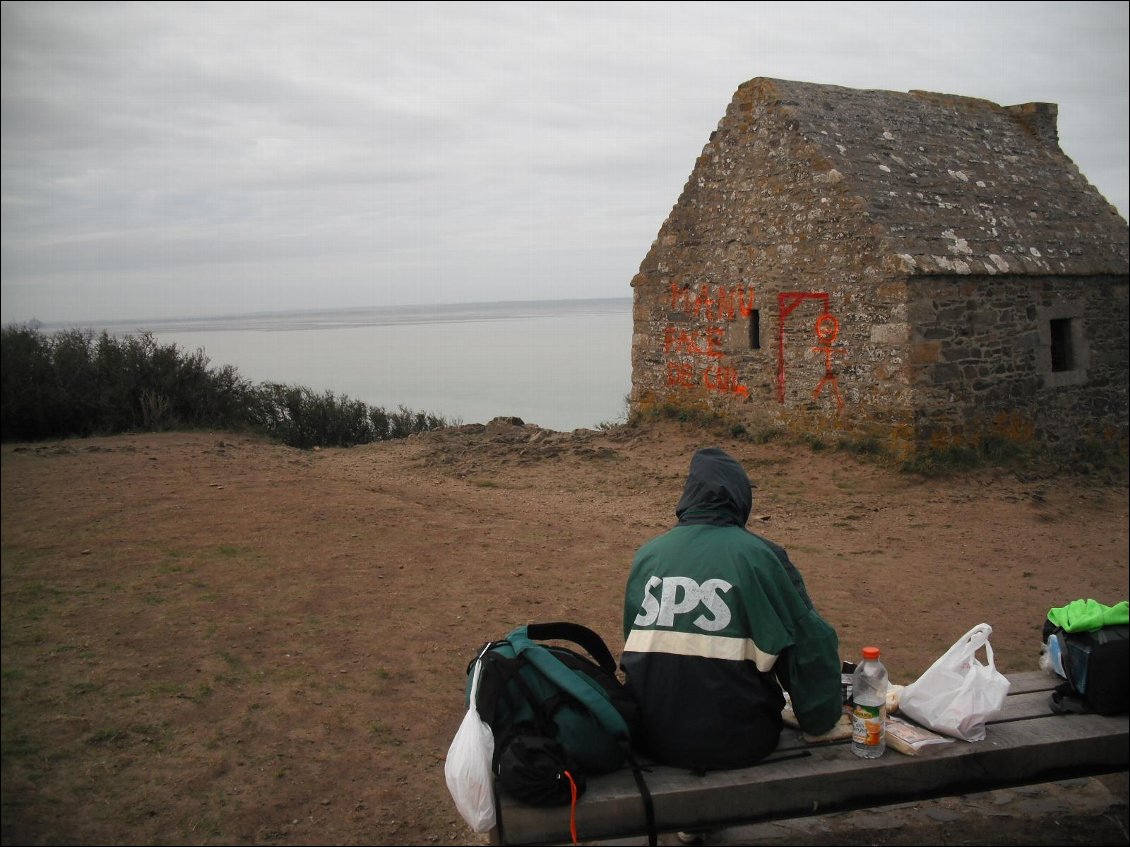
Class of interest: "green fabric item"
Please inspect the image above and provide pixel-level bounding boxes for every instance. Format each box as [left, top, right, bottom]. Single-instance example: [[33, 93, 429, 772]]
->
[[1046, 599, 1130, 632]]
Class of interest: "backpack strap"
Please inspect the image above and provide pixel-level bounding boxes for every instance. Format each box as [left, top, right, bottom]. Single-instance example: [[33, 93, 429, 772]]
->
[[525, 622, 618, 676], [625, 748, 658, 847], [505, 625, 630, 741]]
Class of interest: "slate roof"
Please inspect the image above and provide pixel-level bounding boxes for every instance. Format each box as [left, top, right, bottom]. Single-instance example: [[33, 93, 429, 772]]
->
[[736, 78, 1129, 277]]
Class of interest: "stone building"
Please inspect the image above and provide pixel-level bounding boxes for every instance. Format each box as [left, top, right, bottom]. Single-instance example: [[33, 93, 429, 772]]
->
[[630, 77, 1129, 457]]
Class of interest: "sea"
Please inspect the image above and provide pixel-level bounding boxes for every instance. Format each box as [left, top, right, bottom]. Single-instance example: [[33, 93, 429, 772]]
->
[[55, 298, 634, 433]]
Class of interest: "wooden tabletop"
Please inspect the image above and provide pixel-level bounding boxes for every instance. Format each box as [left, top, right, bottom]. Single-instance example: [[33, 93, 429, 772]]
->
[[492, 670, 1129, 846]]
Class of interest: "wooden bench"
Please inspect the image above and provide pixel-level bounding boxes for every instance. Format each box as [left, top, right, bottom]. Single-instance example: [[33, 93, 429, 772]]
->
[[489, 670, 1129, 845]]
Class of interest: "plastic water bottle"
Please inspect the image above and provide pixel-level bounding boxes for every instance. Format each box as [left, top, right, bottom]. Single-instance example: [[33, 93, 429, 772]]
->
[[851, 646, 888, 759]]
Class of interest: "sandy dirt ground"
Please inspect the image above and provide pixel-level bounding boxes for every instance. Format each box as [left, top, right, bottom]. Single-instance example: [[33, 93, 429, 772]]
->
[[2, 418, 1127, 845]]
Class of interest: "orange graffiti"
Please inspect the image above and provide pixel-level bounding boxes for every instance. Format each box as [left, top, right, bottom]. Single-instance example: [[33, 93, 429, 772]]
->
[[663, 282, 756, 400], [670, 283, 756, 322], [664, 326, 726, 358], [666, 360, 751, 398], [812, 312, 844, 410], [814, 312, 839, 345], [666, 361, 698, 389], [777, 291, 845, 411], [703, 364, 751, 398]]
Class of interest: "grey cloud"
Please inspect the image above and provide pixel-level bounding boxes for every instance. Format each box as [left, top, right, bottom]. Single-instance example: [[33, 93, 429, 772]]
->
[[2, 1, 1126, 324]]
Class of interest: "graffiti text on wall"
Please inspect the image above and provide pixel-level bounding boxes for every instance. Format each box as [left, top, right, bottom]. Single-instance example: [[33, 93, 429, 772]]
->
[[670, 283, 756, 322], [777, 291, 844, 410], [665, 283, 755, 398]]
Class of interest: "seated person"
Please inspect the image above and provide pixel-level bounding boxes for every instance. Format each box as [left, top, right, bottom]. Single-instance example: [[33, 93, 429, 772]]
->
[[621, 447, 842, 771]]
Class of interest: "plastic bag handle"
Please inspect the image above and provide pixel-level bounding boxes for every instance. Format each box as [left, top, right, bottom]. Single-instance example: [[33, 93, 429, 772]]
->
[[467, 642, 492, 715], [964, 623, 996, 667], [947, 622, 989, 657]]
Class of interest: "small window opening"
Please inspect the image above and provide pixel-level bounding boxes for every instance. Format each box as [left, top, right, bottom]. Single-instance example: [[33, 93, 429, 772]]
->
[[749, 309, 761, 350], [1049, 318, 1074, 372]]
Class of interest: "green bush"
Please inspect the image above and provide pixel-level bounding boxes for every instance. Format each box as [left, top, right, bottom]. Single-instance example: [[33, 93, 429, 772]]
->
[[1, 325, 255, 440], [246, 384, 447, 448], [1, 324, 452, 448]]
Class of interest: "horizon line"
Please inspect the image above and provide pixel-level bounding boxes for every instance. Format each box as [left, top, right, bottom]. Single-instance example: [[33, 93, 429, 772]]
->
[[18, 294, 635, 331]]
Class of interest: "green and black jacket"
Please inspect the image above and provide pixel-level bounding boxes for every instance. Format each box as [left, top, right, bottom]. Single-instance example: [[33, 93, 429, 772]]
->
[[621, 447, 842, 770]]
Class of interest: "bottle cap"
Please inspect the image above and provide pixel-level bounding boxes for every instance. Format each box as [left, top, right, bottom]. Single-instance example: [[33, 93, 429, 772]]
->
[[861, 646, 880, 660]]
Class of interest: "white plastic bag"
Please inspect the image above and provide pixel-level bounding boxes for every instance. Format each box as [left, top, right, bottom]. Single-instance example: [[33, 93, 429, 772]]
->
[[444, 658, 497, 832], [898, 623, 1011, 742]]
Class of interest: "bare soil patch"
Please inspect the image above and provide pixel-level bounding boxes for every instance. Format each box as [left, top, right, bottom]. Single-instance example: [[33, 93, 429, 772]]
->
[[2, 420, 1127, 845]]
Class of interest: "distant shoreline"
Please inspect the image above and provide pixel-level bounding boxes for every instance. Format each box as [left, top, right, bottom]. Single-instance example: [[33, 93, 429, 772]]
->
[[32, 296, 634, 335]]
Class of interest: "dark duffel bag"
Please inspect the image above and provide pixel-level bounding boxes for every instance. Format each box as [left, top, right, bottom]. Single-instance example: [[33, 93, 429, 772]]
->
[[1043, 620, 1128, 716]]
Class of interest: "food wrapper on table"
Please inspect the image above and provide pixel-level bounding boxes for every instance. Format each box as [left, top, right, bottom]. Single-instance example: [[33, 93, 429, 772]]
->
[[885, 715, 953, 755]]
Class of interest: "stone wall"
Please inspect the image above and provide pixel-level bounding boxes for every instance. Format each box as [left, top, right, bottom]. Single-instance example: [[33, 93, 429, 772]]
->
[[630, 83, 918, 447], [630, 78, 1129, 456], [908, 275, 1130, 450]]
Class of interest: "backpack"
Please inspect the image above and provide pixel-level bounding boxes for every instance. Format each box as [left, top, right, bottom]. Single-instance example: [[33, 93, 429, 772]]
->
[[1043, 619, 1129, 716], [464, 621, 656, 844]]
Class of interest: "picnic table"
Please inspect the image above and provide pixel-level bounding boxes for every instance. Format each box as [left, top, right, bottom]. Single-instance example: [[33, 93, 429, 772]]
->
[[488, 669, 1129, 845]]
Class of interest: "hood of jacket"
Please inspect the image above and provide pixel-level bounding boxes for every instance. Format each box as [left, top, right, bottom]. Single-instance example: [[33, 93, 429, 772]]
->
[[674, 447, 752, 527]]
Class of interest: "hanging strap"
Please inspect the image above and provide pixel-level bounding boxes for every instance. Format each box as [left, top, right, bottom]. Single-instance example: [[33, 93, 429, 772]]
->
[[564, 770, 580, 846], [625, 749, 657, 847]]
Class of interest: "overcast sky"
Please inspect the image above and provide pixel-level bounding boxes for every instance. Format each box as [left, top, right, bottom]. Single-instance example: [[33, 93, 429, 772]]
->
[[2, 1, 1127, 325]]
